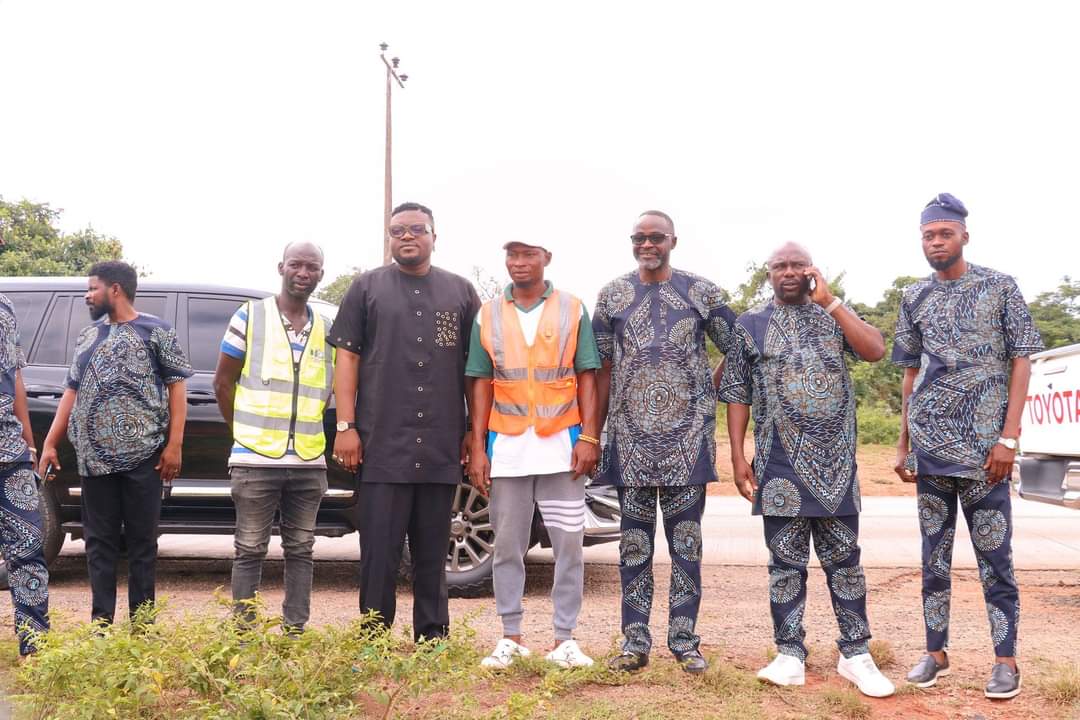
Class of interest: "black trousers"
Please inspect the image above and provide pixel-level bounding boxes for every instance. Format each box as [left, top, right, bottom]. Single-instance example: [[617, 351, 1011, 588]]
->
[[80, 454, 162, 624], [358, 482, 455, 641]]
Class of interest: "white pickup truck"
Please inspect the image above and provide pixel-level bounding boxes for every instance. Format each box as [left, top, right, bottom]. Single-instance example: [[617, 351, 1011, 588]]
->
[[1013, 342, 1080, 508]]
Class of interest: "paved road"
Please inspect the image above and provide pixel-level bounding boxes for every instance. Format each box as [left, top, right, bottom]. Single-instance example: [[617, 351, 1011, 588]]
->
[[53, 494, 1080, 569]]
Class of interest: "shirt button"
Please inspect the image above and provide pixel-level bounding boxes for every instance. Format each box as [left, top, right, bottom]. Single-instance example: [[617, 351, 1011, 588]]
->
[[417, 336, 423, 342], [417, 411, 424, 418], [416, 311, 423, 317], [415, 462, 421, 469], [416, 437, 422, 444], [417, 386, 424, 392], [417, 361, 424, 367], [414, 289, 420, 295]]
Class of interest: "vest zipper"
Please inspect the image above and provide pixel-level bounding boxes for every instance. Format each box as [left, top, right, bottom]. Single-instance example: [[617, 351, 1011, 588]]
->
[[278, 305, 311, 447]]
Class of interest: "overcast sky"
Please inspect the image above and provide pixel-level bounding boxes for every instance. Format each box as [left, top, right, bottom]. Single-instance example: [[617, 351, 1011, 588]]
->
[[2, 0, 1077, 309]]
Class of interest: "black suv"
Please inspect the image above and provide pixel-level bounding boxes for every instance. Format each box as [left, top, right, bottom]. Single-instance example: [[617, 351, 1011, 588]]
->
[[0, 277, 621, 595]]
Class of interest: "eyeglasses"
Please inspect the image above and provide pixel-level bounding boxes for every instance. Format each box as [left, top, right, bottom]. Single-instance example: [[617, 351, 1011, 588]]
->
[[388, 223, 433, 239], [630, 233, 674, 246]]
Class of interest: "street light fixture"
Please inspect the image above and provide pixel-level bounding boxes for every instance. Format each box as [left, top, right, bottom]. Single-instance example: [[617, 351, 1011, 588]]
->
[[381, 43, 408, 266]]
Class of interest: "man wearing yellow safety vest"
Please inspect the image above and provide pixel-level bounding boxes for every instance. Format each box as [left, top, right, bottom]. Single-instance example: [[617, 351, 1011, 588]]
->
[[213, 242, 334, 633], [466, 240, 602, 670]]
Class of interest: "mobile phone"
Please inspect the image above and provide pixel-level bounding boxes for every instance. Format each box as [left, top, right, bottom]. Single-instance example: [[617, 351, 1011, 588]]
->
[[43, 462, 55, 481]]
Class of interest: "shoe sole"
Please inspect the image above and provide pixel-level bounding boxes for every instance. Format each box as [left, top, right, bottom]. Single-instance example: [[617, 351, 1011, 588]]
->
[[837, 665, 895, 698], [908, 667, 950, 688], [985, 680, 1021, 700], [757, 673, 805, 686]]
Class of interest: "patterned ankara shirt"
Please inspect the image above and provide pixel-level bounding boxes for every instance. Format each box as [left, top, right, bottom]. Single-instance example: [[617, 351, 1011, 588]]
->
[[593, 269, 736, 487], [66, 314, 194, 477], [718, 300, 863, 517], [0, 294, 31, 465], [892, 263, 1044, 481]]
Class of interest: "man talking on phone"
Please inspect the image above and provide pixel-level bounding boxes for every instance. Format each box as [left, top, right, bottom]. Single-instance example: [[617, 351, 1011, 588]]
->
[[718, 242, 895, 697]]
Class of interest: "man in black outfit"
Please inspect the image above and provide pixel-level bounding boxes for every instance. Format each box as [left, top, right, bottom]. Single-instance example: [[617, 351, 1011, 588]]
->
[[329, 202, 480, 640]]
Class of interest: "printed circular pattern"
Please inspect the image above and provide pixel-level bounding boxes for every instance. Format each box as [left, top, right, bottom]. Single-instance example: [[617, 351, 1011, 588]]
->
[[688, 280, 725, 312], [620, 528, 651, 567], [972, 509, 1007, 552], [803, 368, 833, 399], [5, 468, 39, 512], [761, 478, 802, 517], [10, 563, 49, 607], [604, 278, 637, 316], [923, 590, 950, 632], [667, 616, 697, 653], [667, 318, 698, 352], [830, 566, 867, 601], [987, 604, 1010, 648], [769, 568, 802, 604], [977, 556, 998, 590], [672, 520, 702, 562], [623, 361, 693, 435], [917, 493, 948, 536], [622, 622, 651, 654]]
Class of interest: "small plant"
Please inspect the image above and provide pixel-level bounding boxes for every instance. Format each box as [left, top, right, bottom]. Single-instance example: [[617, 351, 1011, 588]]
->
[[868, 639, 896, 669], [1037, 662, 1080, 706], [818, 687, 872, 720]]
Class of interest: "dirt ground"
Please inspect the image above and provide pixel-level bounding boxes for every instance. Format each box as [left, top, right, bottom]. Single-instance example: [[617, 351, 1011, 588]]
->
[[15, 552, 1079, 719]]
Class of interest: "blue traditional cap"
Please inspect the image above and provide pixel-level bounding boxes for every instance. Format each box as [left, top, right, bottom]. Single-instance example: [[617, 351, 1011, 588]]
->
[[920, 193, 968, 226]]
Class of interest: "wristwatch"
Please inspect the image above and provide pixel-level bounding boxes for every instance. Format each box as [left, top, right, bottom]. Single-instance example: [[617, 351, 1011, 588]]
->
[[997, 437, 1019, 451], [336, 421, 357, 432]]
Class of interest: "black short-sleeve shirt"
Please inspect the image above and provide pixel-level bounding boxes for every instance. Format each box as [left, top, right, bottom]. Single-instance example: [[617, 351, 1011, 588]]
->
[[328, 265, 481, 484]]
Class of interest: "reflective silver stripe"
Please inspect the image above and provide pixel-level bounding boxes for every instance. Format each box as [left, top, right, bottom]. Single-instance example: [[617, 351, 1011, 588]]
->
[[246, 299, 265, 380], [536, 401, 576, 418], [234, 410, 324, 436], [555, 291, 574, 366], [489, 301, 506, 372], [237, 375, 327, 400], [533, 367, 575, 381], [494, 367, 529, 381], [493, 401, 529, 416]]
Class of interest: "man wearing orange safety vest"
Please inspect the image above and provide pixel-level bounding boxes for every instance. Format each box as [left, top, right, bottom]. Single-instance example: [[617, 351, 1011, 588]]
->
[[466, 240, 602, 670]]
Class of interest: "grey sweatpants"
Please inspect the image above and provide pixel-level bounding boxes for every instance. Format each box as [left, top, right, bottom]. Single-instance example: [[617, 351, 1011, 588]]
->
[[489, 471, 585, 641]]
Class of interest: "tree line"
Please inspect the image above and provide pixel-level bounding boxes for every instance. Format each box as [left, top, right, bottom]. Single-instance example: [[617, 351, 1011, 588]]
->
[[4, 196, 1078, 444]]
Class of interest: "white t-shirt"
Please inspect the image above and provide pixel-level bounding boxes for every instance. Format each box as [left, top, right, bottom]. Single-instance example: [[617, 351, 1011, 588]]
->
[[478, 304, 584, 478]]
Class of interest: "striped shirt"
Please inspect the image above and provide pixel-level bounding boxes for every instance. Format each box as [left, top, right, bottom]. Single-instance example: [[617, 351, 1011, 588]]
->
[[221, 303, 329, 468]]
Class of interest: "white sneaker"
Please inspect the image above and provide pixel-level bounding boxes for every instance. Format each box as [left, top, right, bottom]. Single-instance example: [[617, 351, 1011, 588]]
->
[[757, 653, 806, 686], [546, 639, 594, 668], [837, 653, 896, 698], [480, 638, 531, 669]]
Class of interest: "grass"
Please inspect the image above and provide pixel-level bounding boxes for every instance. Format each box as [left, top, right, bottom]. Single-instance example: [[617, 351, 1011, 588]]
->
[[868, 639, 896, 669], [816, 687, 872, 720], [1036, 662, 1080, 706]]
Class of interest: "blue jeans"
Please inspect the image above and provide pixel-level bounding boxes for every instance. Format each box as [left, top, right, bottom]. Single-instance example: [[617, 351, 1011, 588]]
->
[[230, 465, 326, 630]]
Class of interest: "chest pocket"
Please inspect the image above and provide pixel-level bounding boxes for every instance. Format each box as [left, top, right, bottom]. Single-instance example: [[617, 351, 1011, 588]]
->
[[434, 310, 460, 349]]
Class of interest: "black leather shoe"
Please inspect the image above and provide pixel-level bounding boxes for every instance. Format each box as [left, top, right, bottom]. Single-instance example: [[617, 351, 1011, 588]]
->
[[985, 663, 1021, 699], [676, 649, 708, 674], [906, 653, 950, 688], [608, 651, 649, 672]]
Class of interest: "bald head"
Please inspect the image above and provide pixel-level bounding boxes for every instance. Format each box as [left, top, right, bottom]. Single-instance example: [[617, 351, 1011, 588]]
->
[[282, 241, 324, 263], [767, 242, 812, 267]]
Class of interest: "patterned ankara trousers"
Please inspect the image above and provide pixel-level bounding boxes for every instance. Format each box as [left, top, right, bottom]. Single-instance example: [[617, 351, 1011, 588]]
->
[[764, 514, 871, 661], [617, 485, 706, 656], [917, 475, 1018, 657], [0, 462, 50, 655]]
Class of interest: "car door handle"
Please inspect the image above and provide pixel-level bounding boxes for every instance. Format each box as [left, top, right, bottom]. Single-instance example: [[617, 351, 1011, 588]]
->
[[187, 391, 218, 405], [25, 384, 65, 398]]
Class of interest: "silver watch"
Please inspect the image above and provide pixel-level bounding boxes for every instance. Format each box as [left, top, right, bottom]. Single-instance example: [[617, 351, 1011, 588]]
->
[[996, 437, 1019, 451]]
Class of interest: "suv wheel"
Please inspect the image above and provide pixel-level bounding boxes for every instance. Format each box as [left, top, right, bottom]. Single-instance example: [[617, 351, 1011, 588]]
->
[[445, 481, 495, 597], [0, 484, 65, 591]]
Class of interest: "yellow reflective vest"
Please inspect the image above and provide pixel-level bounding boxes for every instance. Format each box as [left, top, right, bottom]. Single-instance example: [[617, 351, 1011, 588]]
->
[[233, 297, 335, 460]]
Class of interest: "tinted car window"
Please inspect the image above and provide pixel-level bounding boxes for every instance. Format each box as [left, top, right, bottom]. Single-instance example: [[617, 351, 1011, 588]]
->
[[31, 296, 72, 365], [2, 292, 51, 347], [136, 294, 167, 320], [187, 296, 246, 372]]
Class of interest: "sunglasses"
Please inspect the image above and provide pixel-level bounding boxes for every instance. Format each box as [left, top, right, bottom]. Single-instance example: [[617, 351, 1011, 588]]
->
[[630, 233, 674, 246], [388, 223, 433, 239]]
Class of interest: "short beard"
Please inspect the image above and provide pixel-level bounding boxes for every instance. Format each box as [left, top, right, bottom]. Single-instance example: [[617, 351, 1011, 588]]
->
[[393, 252, 426, 267], [927, 253, 961, 271], [88, 301, 110, 320], [636, 254, 665, 272]]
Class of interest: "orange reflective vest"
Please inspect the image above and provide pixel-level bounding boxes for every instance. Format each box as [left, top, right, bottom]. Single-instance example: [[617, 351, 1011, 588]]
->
[[479, 289, 582, 437]]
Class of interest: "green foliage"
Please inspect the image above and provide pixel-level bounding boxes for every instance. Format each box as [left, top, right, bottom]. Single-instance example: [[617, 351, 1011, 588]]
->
[[10, 598, 485, 720], [0, 197, 124, 276], [316, 267, 362, 305], [1029, 276, 1080, 349]]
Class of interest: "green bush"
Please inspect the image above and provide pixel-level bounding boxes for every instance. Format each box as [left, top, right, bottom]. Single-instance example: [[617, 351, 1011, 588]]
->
[[857, 402, 901, 446]]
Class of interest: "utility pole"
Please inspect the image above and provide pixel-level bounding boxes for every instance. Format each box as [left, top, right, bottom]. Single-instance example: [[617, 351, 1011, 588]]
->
[[380, 43, 408, 266]]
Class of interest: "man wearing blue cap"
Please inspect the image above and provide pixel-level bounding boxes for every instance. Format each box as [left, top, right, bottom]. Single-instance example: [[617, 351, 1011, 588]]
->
[[893, 193, 1043, 699]]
